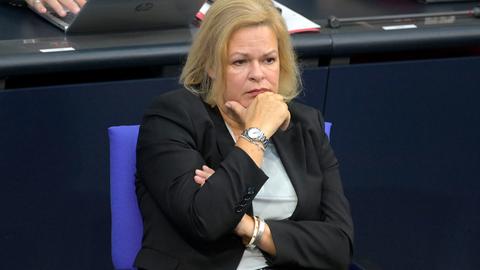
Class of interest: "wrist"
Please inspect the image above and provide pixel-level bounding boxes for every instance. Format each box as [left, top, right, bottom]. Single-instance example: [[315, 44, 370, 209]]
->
[[245, 216, 266, 249], [244, 123, 273, 139], [241, 127, 270, 149], [235, 215, 255, 242]]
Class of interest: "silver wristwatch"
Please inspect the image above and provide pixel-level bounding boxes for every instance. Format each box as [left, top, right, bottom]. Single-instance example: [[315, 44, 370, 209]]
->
[[241, 127, 269, 149]]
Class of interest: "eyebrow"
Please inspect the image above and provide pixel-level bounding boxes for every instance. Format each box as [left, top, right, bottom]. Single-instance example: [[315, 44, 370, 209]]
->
[[229, 50, 278, 58]]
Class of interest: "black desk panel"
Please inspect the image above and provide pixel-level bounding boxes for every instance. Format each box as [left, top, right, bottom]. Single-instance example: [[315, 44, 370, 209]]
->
[[280, 0, 479, 20], [296, 67, 329, 112], [324, 56, 480, 270], [328, 12, 480, 56], [1, 1, 480, 79]]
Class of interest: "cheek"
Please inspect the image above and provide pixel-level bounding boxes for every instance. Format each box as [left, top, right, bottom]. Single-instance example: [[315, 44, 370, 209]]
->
[[270, 69, 280, 82], [267, 67, 280, 90], [225, 69, 248, 96]]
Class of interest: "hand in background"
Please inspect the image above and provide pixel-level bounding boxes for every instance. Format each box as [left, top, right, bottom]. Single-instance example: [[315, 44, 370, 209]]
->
[[26, 0, 86, 17]]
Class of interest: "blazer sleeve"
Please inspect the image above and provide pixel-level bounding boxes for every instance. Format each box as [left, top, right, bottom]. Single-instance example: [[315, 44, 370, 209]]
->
[[265, 110, 354, 270], [136, 93, 269, 243]]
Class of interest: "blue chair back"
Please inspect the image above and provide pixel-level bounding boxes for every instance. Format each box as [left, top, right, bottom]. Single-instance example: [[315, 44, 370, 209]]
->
[[108, 125, 142, 270]]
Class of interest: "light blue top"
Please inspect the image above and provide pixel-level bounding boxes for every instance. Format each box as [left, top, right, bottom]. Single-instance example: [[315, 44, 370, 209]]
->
[[224, 124, 298, 270]]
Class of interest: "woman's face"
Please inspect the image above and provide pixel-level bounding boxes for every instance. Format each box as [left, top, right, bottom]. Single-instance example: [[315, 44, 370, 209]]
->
[[219, 25, 280, 108]]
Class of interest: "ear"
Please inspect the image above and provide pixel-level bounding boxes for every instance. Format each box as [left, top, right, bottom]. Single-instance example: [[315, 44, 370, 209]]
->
[[207, 68, 216, 80]]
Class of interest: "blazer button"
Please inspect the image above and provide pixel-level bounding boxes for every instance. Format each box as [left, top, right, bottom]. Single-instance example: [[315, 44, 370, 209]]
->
[[247, 187, 255, 195], [243, 194, 252, 201], [239, 199, 248, 207], [234, 206, 244, 213]]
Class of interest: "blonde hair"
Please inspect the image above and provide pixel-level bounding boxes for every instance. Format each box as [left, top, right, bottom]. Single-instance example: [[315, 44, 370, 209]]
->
[[180, 0, 301, 106]]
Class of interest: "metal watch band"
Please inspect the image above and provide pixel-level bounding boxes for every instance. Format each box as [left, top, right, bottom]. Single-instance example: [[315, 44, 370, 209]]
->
[[241, 127, 269, 149]]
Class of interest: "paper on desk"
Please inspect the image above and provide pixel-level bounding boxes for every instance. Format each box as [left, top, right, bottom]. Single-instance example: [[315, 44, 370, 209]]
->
[[195, 1, 320, 34]]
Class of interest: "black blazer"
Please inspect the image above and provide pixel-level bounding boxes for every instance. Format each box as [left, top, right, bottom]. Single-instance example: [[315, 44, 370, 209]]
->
[[135, 89, 353, 270]]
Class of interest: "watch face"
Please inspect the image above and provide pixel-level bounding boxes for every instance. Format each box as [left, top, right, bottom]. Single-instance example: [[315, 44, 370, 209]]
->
[[247, 128, 262, 139]]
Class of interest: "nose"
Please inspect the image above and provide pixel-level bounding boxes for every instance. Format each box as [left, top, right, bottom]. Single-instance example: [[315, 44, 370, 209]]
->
[[248, 61, 264, 82]]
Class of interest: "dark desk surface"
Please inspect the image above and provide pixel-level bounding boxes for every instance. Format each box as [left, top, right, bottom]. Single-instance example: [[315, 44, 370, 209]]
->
[[1, 0, 479, 77]]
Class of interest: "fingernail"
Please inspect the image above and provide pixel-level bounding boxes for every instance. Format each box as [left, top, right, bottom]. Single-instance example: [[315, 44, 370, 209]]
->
[[225, 102, 231, 108]]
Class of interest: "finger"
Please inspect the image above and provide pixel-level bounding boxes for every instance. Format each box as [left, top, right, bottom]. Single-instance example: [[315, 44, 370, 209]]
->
[[224, 101, 246, 125], [196, 168, 215, 180], [59, 0, 81, 13], [28, 0, 47, 13], [274, 93, 285, 100], [45, 0, 67, 16], [193, 175, 206, 186], [74, 0, 87, 8], [195, 169, 209, 178], [225, 101, 245, 115], [202, 165, 215, 175]]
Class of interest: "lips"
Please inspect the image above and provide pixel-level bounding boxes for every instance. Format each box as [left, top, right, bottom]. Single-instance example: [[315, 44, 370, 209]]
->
[[246, 88, 271, 96]]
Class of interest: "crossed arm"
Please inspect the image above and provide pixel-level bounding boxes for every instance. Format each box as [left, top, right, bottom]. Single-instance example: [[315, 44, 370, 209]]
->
[[195, 165, 277, 255]]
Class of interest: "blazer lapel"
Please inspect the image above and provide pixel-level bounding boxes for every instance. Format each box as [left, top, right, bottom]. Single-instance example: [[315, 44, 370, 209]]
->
[[271, 121, 307, 219], [205, 104, 236, 159]]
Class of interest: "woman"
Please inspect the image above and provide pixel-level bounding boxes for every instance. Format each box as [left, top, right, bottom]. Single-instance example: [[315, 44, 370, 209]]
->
[[135, 0, 353, 269]]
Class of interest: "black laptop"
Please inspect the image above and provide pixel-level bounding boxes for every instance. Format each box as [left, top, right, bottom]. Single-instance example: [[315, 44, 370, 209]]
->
[[30, 0, 204, 33]]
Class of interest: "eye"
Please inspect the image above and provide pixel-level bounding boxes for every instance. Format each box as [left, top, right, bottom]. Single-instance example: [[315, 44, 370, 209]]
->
[[265, 57, 277, 64], [232, 59, 247, 66]]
